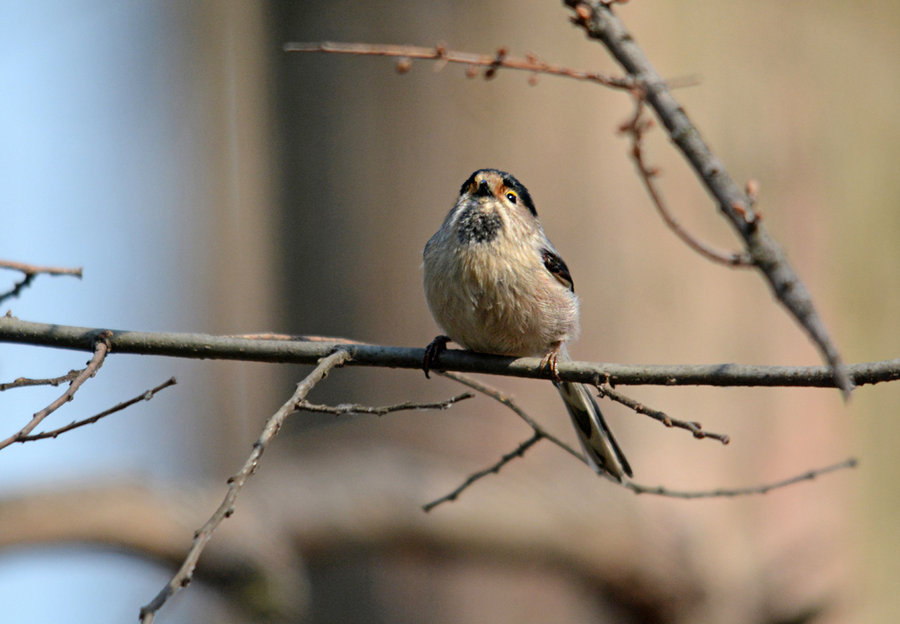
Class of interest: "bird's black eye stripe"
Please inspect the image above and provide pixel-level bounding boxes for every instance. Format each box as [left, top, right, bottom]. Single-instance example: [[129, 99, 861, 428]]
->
[[460, 169, 538, 216], [500, 174, 536, 216]]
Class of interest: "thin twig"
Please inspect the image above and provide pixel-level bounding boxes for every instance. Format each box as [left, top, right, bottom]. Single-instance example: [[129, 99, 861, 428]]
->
[[439, 371, 584, 462], [0, 260, 83, 276], [566, 0, 853, 396], [625, 458, 857, 498], [620, 95, 752, 266], [0, 332, 111, 451], [298, 392, 473, 416], [0, 273, 36, 306], [432, 371, 854, 502], [0, 260, 83, 306], [0, 370, 81, 392], [284, 41, 631, 89], [138, 350, 350, 623], [424, 371, 584, 507], [1, 317, 896, 388], [422, 432, 544, 512], [17, 377, 177, 442], [596, 384, 730, 444]]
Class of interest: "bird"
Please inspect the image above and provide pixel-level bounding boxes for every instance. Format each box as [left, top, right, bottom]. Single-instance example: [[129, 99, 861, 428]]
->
[[422, 168, 632, 481]]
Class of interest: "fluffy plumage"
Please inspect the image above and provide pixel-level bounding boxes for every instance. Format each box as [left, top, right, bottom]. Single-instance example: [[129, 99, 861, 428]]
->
[[423, 169, 632, 481]]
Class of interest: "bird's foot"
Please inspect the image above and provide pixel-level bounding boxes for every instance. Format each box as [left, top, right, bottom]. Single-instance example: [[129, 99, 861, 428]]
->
[[423, 335, 451, 379]]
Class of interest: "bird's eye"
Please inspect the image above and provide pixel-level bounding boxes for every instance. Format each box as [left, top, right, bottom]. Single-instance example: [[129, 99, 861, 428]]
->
[[505, 191, 517, 204]]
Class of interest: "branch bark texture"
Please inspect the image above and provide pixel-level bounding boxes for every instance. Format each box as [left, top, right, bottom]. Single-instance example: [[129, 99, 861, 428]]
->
[[565, 1, 853, 396], [0, 317, 896, 388]]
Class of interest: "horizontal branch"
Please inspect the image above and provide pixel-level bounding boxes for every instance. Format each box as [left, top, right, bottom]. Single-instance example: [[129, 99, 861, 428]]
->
[[0, 317, 896, 388], [0, 260, 83, 306], [284, 41, 630, 88], [625, 457, 858, 499], [0, 259, 83, 277]]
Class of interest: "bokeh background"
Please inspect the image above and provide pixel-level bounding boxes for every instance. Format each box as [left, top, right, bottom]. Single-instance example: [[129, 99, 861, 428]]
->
[[0, 1, 898, 622]]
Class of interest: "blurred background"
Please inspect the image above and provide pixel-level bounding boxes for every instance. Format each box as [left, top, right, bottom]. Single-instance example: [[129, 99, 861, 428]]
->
[[0, 1, 898, 622]]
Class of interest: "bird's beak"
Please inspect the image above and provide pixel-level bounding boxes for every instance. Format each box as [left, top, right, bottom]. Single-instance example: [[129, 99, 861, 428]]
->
[[474, 180, 492, 198]]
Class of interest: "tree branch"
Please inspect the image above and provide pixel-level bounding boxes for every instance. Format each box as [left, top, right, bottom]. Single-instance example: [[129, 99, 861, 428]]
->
[[425, 370, 856, 508], [596, 384, 730, 444], [422, 432, 544, 512], [0, 260, 83, 305], [283, 41, 631, 89], [0, 316, 896, 388], [139, 350, 350, 623], [17, 377, 177, 442], [565, 1, 853, 396], [619, 96, 752, 267], [624, 457, 858, 498], [0, 331, 111, 451], [0, 370, 81, 392], [298, 393, 473, 416]]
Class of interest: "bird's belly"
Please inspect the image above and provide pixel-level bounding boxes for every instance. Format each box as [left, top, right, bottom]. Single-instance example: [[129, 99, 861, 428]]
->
[[426, 253, 578, 357]]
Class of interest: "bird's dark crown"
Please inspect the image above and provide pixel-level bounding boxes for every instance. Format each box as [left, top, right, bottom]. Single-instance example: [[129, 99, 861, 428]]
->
[[460, 169, 537, 217]]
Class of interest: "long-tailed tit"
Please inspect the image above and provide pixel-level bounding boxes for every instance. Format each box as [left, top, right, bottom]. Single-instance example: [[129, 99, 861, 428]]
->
[[422, 169, 632, 481]]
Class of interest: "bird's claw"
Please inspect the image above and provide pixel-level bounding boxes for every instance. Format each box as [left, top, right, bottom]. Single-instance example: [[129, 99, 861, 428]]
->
[[423, 335, 451, 379], [540, 348, 563, 383]]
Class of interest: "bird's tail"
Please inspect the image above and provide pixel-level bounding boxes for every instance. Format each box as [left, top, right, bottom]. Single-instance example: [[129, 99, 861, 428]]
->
[[556, 380, 632, 481]]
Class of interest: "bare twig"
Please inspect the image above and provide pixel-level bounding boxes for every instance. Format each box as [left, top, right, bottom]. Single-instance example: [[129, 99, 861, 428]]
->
[[17, 377, 177, 442], [597, 384, 730, 444], [298, 392, 472, 416], [0, 260, 83, 277], [0, 274, 36, 306], [138, 350, 350, 623], [625, 458, 857, 498], [566, 0, 853, 397], [0, 370, 81, 392], [439, 371, 584, 462], [0, 332, 111, 451], [423, 370, 582, 509], [422, 432, 544, 512], [0, 318, 896, 388], [432, 371, 852, 504], [284, 41, 631, 89], [620, 95, 752, 267], [0, 260, 83, 305]]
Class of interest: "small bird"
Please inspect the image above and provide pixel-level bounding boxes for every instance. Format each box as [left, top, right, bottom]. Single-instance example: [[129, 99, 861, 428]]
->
[[422, 169, 632, 481]]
